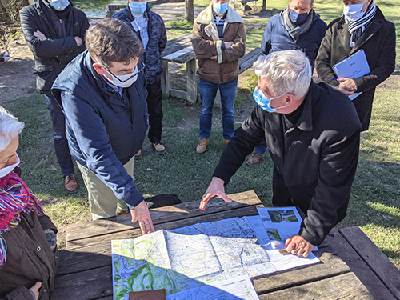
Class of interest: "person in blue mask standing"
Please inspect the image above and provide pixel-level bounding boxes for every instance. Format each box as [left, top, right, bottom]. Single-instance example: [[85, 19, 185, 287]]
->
[[199, 50, 361, 258], [20, 0, 89, 192], [51, 19, 154, 234], [113, 0, 167, 157], [246, 0, 326, 166], [316, 0, 395, 131], [192, 0, 246, 153]]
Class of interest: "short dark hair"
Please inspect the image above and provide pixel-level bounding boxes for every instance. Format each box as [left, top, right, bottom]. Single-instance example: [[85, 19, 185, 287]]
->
[[86, 18, 144, 67]]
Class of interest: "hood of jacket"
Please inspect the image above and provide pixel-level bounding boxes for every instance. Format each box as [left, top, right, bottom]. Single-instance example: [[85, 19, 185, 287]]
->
[[195, 4, 243, 24]]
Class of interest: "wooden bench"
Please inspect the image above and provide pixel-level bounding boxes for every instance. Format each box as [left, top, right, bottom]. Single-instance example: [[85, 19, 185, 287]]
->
[[327, 226, 400, 300], [105, 4, 126, 18], [162, 44, 262, 107], [234, 0, 258, 15]]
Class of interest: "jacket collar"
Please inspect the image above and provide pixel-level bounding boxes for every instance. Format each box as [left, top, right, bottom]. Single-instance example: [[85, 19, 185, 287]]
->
[[337, 7, 386, 55], [292, 81, 314, 132], [195, 4, 243, 24]]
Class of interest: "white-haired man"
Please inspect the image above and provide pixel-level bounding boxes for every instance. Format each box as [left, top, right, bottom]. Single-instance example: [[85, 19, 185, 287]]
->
[[200, 50, 362, 257]]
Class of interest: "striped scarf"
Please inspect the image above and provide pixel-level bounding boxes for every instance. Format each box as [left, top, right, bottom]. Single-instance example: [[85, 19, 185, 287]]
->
[[345, 1, 377, 47], [281, 5, 315, 40], [0, 172, 43, 265]]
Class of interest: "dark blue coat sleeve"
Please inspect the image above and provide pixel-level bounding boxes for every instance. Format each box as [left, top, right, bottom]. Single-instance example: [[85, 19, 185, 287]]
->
[[61, 91, 144, 207]]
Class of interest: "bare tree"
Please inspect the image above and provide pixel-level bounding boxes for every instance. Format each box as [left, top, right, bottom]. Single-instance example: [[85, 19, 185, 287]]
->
[[0, 0, 30, 23], [185, 0, 194, 23]]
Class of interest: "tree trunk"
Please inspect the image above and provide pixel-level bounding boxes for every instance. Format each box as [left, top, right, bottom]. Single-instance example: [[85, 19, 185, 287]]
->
[[185, 0, 194, 23]]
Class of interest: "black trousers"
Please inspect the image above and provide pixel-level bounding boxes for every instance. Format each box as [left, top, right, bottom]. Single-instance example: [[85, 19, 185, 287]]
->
[[146, 80, 163, 143]]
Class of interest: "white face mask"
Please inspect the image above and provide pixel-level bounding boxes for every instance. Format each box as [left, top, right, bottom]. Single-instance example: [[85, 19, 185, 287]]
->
[[343, 0, 367, 22], [102, 65, 140, 88], [49, 0, 70, 11], [0, 153, 20, 178]]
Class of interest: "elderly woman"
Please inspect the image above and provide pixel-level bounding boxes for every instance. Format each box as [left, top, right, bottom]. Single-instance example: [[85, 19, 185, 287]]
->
[[0, 106, 58, 300]]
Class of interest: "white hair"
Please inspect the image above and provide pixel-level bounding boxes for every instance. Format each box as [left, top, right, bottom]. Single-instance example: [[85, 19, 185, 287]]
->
[[253, 50, 312, 97], [0, 106, 24, 152]]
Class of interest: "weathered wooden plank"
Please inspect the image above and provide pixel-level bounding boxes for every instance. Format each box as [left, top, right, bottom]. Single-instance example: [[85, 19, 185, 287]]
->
[[339, 226, 400, 300], [67, 205, 259, 251], [161, 59, 170, 95], [327, 230, 397, 300], [239, 47, 262, 74], [186, 58, 197, 103], [161, 34, 192, 57], [253, 245, 350, 294], [258, 272, 374, 299], [54, 266, 113, 300], [163, 46, 193, 60], [169, 89, 187, 99], [66, 190, 261, 242]]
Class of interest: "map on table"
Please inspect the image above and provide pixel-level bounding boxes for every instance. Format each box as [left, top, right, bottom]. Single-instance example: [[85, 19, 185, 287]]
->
[[112, 207, 320, 300]]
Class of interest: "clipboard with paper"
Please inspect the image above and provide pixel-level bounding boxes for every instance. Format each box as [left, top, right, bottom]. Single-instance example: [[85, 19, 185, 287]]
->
[[333, 50, 370, 100]]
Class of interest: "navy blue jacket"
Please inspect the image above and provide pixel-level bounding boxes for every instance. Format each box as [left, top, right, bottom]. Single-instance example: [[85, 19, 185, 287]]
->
[[112, 5, 167, 85], [52, 51, 148, 207], [261, 12, 327, 69]]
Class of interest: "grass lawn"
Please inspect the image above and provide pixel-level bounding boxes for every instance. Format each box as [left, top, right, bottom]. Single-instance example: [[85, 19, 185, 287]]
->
[[2, 0, 399, 269]]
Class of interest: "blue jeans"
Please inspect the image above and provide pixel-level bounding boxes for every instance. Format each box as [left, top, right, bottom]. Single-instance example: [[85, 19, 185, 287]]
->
[[45, 95, 74, 176], [254, 137, 267, 154], [199, 78, 238, 140]]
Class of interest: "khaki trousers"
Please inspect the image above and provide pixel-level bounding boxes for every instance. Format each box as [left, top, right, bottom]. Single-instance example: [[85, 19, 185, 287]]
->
[[77, 157, 134, 220]]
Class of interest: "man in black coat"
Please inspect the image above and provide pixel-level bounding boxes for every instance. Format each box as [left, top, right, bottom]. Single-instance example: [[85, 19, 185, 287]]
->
[[20, 0, 89, 192], [315, 0, 395, 131], [200, 50, 361, 257]]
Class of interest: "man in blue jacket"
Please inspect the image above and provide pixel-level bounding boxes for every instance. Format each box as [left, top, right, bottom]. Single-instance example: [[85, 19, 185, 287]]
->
[[247, 0, 327, 166], [52, 19, 154, 234], [113, 0, 167, 157], [20, 0, 89, 192]]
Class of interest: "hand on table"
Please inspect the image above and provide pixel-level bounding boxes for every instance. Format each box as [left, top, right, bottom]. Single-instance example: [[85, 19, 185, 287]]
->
[[285, 234, 315, 258], [131, 200, 154, 235], [29, 282, 42, 300], [199, 177, 232, 210], [34, 30, 46, 40], [337, 78, 357, 96]]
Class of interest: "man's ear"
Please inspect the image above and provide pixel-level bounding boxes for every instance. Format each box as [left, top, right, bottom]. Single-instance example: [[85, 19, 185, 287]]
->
[[93, 62, 105, 75], [284, 94, 294, 105]]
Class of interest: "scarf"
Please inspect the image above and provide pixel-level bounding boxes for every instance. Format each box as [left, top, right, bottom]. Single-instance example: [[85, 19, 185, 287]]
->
[[0, 172, 44, 266], [345, 1, 377, 47], [281, 5, 315, 40]]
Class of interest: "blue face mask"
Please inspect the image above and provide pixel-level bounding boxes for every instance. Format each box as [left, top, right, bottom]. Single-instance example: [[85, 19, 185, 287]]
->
[[289, 10, 308, 25], [49, 0, 70, 11], [253, 87, 286, 113], [130, 1, 147, 15], [213, 2, 228, 15]]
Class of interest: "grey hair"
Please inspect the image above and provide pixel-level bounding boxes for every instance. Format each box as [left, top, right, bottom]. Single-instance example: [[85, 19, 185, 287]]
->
[[253, 50, 312, 97], [0, 106, 24, 152]]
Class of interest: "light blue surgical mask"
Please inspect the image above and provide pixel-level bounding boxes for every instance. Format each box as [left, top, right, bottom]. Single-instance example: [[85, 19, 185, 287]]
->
[[253, 87, 286, 113], [289, 10, 308, 25], [343, 0, 367, 22], [0, 153, 20, 178], [49, 0, 70, 11], [213, 2, 228, 15], [130, 1, 147, 15]]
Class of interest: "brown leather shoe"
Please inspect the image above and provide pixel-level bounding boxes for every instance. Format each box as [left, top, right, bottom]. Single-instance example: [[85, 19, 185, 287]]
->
[[65, 174, 79, 193], [134, 149, 142, 159], [196, 138, 209, 154], [246, 152, 264, 166], [116, 207, 130, 215]]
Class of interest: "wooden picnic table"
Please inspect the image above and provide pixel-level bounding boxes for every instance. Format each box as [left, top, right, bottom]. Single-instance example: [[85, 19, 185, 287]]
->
[[54, 190, 399, 300]]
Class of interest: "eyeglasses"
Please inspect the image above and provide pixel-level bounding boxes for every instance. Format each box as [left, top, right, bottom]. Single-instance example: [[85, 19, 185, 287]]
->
[[103, 62, 146, 83]]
